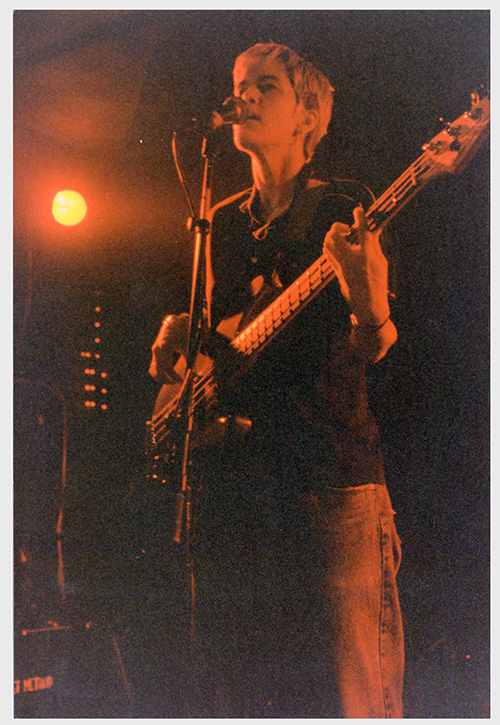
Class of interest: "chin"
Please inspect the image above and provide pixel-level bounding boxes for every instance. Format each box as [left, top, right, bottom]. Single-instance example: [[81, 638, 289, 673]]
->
[[233, 127, 258, 154]]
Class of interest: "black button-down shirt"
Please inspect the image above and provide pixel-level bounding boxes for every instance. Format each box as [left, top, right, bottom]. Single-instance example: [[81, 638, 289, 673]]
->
[[204, 171, 386, 488]]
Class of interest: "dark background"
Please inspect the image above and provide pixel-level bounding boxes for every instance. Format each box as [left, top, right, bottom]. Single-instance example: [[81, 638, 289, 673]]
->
[[13, 9, 489, 718]]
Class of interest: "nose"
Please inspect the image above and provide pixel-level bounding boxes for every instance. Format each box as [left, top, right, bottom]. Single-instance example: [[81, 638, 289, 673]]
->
[[241, 84, 260, 105]]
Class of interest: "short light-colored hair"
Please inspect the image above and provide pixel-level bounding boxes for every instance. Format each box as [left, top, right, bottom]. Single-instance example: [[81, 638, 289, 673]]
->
[[234, 42, 334, 160]]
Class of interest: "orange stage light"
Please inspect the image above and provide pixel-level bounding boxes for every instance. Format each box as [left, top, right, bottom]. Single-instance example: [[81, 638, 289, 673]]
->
[[52, 190, 87, 226]]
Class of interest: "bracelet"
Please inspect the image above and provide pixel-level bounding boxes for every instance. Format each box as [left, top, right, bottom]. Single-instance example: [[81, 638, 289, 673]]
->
[[350, 313, 390, 331]]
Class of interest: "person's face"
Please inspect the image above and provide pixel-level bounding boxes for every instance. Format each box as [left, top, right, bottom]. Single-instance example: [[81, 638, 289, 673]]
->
[[232, 54, 313, 156]]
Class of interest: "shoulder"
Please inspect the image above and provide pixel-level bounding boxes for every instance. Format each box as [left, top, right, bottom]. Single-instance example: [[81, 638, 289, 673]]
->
[[285, 177, 362, 242], [304, 177, 375, 229]]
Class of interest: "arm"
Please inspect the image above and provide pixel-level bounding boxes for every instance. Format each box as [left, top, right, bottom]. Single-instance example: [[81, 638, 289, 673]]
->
[[149, 313, 189, 384], [323, 206, 397, 363]]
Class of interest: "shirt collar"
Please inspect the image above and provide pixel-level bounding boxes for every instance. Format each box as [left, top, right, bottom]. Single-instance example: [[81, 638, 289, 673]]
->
[[238, 163, 312, 241], [238, 184, 261, 223]]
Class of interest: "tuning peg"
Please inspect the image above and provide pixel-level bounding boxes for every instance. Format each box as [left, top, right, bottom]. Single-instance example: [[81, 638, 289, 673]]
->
[[438, 118, 460, 137], [467, 87, 489, 120], [472, 85, 489, 101]]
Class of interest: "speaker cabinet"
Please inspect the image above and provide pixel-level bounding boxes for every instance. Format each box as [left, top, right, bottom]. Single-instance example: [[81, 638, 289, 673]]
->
[[14, 623, 132, 718]]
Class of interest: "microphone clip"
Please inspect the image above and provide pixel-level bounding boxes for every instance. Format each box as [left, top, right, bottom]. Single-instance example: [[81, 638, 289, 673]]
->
[[177, 97, 248, 135], [206, 97, 248, 131]]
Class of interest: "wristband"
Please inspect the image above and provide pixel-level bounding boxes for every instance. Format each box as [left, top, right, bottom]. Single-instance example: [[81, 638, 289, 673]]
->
[[350, 313, 390, 331]]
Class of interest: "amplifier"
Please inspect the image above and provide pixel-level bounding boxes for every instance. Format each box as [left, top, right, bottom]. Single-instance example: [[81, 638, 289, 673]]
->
[[14, 622, 133, 718]]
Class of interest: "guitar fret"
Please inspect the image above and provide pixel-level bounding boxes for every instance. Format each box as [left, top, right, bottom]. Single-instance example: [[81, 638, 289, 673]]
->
[[375, 160, 424, 206], [249, 321, 259, 347], [410, 163, 418, 187], [311, 265, 323, 287], [375, 177, 414, 214], [367, 158, 434, 227], [232, 257, 335, 358], [289, 282, 299, 308], [379, 170, 425, 211], [259, 317, 267, 338], [254, 319, 264, 345], [281, 293, 290, 319], [235, 330, 250, 354], [264, 307, 274, 334]]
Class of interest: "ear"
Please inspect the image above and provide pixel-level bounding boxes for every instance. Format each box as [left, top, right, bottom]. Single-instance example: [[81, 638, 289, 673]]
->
[[294, 107, 319, 138], [303, 108, 319, 133]]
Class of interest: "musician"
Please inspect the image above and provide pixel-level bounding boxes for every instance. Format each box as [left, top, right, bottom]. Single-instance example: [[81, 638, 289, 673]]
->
[[149, 42, 404, 718]]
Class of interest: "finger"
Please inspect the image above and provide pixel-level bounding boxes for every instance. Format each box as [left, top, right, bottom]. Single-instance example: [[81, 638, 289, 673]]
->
[[352, 206, 367, 244], [325, 222, 351, 251], [323, 237, 348, 280], [149, 357, 175, 384], [330, 220, 350, 236], [354, 206, 383, 255]]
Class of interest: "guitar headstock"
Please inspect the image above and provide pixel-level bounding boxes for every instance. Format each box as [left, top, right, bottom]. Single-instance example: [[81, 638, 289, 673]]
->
[[422, 89, 490, 178]]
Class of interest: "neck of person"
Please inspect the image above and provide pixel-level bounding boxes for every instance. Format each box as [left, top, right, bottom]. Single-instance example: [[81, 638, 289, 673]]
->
[[250, 144, 308, 224]]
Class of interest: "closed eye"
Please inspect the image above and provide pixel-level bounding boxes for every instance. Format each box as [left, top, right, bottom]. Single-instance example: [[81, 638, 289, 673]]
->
[[257, 74, 280, 93], [234, 74, 281, 97]]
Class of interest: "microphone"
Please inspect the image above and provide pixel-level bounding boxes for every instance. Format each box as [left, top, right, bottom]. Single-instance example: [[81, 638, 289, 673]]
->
[[206, 97, 248, 131]]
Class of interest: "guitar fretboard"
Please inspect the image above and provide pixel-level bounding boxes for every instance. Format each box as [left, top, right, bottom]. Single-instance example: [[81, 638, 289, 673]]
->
[[149, 152, 436, 449], [232, 255, 336, 356], [229, 152, 435, 358]]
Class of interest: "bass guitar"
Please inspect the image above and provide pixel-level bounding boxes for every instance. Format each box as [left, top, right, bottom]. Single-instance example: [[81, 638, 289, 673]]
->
[[146, 89, 490, 470]]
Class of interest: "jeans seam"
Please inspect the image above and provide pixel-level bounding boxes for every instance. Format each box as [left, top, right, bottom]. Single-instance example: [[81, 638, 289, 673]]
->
[[378, 484, 403, 718]]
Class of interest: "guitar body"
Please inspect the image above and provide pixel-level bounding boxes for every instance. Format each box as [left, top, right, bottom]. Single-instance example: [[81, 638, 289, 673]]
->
[[148, 275, 280, 462]]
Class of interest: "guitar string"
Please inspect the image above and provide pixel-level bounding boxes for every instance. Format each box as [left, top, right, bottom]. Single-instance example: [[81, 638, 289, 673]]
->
[[368, 156, 433, 220], [149, 372, 213, 446], [376, 162, 432, 209]]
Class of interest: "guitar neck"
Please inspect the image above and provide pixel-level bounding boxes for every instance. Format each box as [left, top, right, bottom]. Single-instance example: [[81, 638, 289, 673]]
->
[[231, 152, 435, 358], [365, 152, 435, 229]]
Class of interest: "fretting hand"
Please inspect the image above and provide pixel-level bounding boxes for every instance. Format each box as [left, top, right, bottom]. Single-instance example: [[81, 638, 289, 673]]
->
[[323, 206, 390, 327], [323, 206, 397, 361]]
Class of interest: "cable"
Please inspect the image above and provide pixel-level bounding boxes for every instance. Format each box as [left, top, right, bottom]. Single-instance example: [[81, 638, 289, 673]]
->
[[171, 131, 196, 219]]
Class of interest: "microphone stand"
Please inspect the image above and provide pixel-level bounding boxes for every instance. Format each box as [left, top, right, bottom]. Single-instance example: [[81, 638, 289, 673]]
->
[[172, 130, 219, 546], [168, 108, 242, 717], [170, 130, 221, 719]]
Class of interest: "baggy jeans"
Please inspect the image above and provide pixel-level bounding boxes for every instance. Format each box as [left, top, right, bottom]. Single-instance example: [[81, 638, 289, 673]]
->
[[191, 459, 404, 718], [303, 482, 404, 718]]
